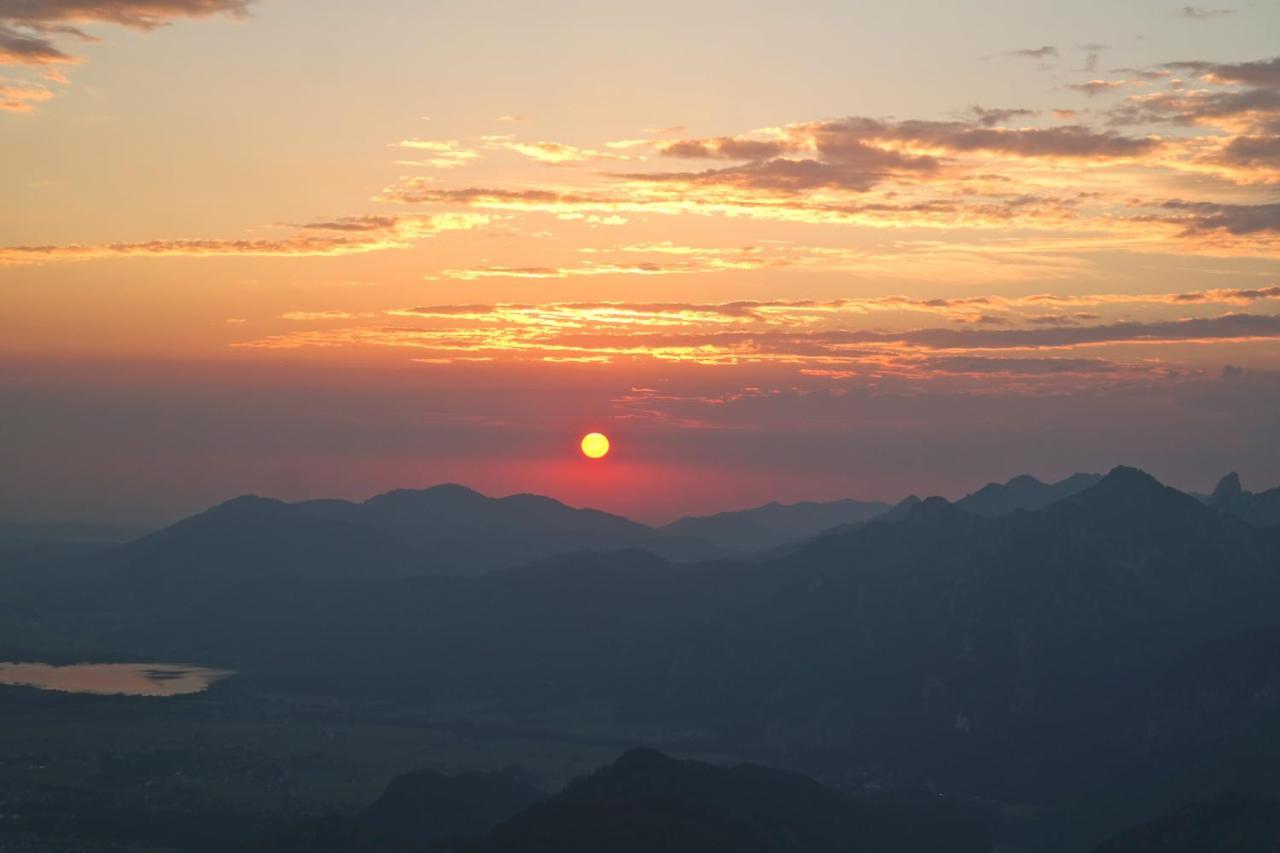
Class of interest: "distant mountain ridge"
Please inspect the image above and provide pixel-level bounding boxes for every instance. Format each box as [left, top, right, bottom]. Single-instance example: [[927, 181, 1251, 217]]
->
[[954, 472, 1104, 516], [659, 497, 891, 552], [92, 483, 724, 586], [1206, 472, 1280, 527], [662, 471, 1108, 555], [11, 464, 1280, 850]]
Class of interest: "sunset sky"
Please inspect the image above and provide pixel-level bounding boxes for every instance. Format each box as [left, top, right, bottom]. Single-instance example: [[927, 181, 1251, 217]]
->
[[3, 0, 1279, 525]]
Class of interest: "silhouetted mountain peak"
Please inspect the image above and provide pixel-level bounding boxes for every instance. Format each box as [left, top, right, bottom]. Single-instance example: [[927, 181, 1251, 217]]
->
[[1058, 466, 1212, 524], [1212, 472, 1243, 501], [611, 746, 670, 770], [362, 483, 487, 511], [908, 496, 959, 523], [211, 494, 287, 515], [1203, 472, 1280, 526], [873, 494, 922, 523], [1099, 465, 1162, 491]]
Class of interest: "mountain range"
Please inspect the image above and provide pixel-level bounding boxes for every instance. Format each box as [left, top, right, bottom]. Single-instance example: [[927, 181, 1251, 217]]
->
[[3, 465, 1280, 850], [258, 748, 992, 853]]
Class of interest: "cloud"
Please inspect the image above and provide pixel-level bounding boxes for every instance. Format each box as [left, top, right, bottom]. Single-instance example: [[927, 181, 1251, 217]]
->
[[392, 139, 479, 168], [0, 74, 51, 108], [1106, 87, 1280, 130], [1154, 200, 1280, 236], [873, 120, 1160, 157], [1178, 6, 1236, 20], [0, 22, 75, 64], [660, 136, 798, 160], [0, 0, 250, 106], [483, 138, 634, 164], [968, 106, 1038, 127], [664, 118, 1160, 165], [0, 1, 253, 29], [280, 310, 369, 321], [294, 215, 401, 232], [1170, 285, 1280, 303], [1078, 43, 1106, 73], [1068, 80, 1128, 97], [0, 213, 489, 265], [236, 300, 1280, 376], [920, 356, 1119, 374], [636, 118, 1160, 194], [828, 312, 1280, 350], [1009, 46, 1058, 60], [1161, 57, 1280, 88], [1221, 134, 1280, 167]]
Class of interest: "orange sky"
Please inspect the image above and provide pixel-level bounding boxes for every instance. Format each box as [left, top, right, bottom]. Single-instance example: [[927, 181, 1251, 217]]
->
[[2, 1, 1279, 524]]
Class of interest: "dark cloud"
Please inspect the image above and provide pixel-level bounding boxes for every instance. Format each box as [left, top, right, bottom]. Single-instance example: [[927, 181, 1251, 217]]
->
[[923, 356, 1119, 374], [1220, 134, 1280, 167], [870, 119, 1160, 158], [1078, 43, 1106, 73], [380, 184, 602, 207], [1156, 201, 1280, 236], [0, 21, 71, 62], [550, 314, 1280, 355], [1068, 80, 1127, 97], [777, 313, 1280, 351], [1008, 45, 1058, 60], [1178, 6, 1236, 20], [1105, 87, 1280, 131], [660, 137, 798, 160], [296, 215, 401, 232], [969, 106, 1039, 127], [1100, 56, 1279, 142], [643, 118, 1159, 193], [1161, 57, 1280, 88], [0, 1, 252, 29], [1025, 313, 1103, 325], [0, 0, 250, 101], [632, 148, 939, 193], [1174, 285, 1280, 302]]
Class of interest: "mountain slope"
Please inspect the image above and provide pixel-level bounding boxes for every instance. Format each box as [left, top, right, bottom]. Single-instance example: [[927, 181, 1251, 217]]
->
[[648, 467, 1280, 800], [256, 767, 545, 852], [660, 498, 890, 553], [487, 749, 992, 853], [1092, 795, 1280, 853], [954, 472, 1103, 516]]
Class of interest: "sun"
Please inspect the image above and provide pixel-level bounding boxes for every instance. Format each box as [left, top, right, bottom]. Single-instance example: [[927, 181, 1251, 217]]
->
[[580, 432, 610, 459]]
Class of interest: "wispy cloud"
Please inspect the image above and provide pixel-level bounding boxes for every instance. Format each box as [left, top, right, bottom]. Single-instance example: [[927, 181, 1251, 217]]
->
[[481, 136, 637, 164], [0, 0, 251, 108], [0, 75, 52, 109], [393, 139, 479, 168], [1008, 45, 1058, 60], [0, 213, 489, 265], [1178, 6, 1235, 20]]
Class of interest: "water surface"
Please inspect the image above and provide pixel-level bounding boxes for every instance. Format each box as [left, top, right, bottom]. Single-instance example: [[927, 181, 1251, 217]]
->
[[0, 662, 234, 696]]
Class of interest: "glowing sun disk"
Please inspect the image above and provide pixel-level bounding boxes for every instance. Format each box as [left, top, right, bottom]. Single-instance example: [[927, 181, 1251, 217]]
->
[[580, 432, 610, 459]]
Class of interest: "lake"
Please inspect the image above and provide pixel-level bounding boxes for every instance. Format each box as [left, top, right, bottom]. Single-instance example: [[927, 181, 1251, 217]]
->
[[0, 662, 234, 696]]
